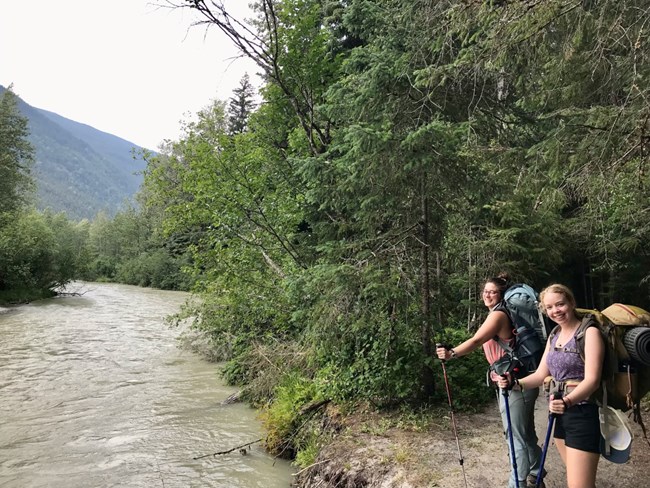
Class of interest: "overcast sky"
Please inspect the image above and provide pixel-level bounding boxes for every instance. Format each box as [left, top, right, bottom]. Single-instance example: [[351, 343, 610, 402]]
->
[[0, 0, 258, 150]]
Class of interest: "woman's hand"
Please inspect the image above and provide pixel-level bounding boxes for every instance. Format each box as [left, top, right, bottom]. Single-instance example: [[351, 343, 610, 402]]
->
[[549, 393, 567, 415], [497, 373, 513, 390], [436, 345, 450, 361]]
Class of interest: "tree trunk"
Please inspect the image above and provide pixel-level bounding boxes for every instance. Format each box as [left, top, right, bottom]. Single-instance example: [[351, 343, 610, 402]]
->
[[420, 187, 435, 398]]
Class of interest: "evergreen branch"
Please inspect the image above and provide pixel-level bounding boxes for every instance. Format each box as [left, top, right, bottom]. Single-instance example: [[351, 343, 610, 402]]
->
[[515, 1, 582, 45]]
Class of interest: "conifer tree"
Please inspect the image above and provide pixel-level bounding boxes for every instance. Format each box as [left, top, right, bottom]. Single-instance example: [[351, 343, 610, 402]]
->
[[227, 73, 256, 135]]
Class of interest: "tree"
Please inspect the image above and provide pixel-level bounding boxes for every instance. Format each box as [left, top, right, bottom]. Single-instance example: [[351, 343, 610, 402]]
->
[[181, 0, 340, 155], [157, 0, 650, 412], [0, 210, 87, 296], [228, 73, 257, 134], [0, 85, 34, 225]]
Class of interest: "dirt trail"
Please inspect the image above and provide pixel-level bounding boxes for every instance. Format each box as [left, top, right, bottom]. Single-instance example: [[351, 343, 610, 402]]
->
[[294, 395, 650, 488], [446, 396, 649, 488]]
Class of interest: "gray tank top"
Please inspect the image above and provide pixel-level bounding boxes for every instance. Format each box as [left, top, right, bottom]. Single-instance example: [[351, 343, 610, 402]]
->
[[547, 332, 585, 382]]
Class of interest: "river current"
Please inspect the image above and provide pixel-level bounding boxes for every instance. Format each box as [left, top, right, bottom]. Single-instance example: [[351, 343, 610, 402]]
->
[[0, 282, 294, 487]]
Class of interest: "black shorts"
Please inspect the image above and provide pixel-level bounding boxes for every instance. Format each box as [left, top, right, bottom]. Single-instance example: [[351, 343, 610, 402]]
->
[[553, 402, 601, 454]]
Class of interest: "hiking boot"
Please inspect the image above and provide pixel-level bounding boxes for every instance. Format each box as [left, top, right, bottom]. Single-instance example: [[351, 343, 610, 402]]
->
[[526, 475, 545, 488]]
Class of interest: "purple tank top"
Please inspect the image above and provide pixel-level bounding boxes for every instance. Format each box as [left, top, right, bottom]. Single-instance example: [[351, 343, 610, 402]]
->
[[546, 332, 585, 382]]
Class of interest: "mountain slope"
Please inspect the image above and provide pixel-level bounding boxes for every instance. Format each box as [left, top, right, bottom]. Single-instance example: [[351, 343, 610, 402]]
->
[[1, 85, 148, 220]]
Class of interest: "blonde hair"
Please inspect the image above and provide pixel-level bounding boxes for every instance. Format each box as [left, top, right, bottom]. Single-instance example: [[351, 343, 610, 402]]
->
[[539, 283, 577, 314]]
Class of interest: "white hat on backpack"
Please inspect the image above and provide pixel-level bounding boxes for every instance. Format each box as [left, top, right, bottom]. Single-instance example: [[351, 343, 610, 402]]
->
[[599, 405, 633, 464]]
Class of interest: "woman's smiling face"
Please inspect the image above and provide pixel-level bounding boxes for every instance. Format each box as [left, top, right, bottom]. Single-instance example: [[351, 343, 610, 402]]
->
[[482, 283, 501, 308], [542, 291, 574, 325]]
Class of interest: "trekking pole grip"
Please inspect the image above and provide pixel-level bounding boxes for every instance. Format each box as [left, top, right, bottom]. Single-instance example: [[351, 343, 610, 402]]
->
[[551, 390, 564, 417], [500, 373, 512, 392], [435, 342, 450, 362]]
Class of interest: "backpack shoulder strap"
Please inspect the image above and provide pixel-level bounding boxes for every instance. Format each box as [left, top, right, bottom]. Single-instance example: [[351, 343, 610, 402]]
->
[[574, 314, 599, 362], [491, 300, 514, 353], [492, 300, 513, 326], [548, 323, 561, 341]]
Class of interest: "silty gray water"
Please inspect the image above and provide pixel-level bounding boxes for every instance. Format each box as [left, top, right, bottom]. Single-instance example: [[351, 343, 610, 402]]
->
[[0, 282, 294, 487]]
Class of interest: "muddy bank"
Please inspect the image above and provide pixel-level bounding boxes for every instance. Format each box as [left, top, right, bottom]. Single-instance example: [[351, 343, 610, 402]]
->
[[293, 396, 650, 488]]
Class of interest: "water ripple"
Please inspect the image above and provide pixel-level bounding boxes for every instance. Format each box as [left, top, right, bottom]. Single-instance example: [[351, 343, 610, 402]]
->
[[0, 282, 294, 488]]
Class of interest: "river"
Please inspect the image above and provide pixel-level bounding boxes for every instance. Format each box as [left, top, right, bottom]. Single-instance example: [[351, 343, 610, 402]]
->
[[0, 282, 295, 487]]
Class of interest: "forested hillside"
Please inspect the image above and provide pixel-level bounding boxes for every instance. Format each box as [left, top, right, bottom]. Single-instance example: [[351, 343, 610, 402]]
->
[[0, 85, 187, 304], [0, 85, 147, 220]]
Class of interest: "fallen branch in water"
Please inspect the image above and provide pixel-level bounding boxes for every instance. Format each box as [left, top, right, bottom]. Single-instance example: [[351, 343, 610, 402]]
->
[[221, 390, 243, 405], [193, 438, 263, 460]]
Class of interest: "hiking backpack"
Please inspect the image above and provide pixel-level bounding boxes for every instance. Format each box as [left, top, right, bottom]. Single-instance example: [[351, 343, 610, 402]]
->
[[544, 302, 650, 457], [492, 283, 555, 376], [563, 304, 650, 414]]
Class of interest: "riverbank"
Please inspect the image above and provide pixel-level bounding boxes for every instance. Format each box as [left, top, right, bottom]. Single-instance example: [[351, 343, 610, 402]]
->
[[292, 396, 650, 488], [0, 287, 56, 306]]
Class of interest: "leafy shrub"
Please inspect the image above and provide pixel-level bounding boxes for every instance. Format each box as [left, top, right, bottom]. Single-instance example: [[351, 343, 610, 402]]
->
[[113, 250, 191, 290], [0, 210, 86, 297], [258, 371, 324, 459], [433, 327, 495, 411]]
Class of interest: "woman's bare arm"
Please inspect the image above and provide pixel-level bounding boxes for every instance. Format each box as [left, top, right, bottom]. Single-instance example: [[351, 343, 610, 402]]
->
[[450, 310, 510, 358]]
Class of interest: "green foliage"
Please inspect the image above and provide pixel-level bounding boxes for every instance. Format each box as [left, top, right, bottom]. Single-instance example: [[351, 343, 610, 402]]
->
[[137, 1, 650, 457], [0, 85, 34, 226], [79, 202, 193, 291], [114, 250, 191, 290], [0, 286, 56, 304], [293, 433, 321, 469], [0, 209, 88, 300], [227, 73, 256, 135], [258, 371, 324, 460], [435, 327, 495, 410], [294, 263, 425, 404], [137, 96, 308, 372]]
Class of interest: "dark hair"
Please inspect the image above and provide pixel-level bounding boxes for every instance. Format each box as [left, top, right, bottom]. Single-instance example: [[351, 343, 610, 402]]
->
[[484, 272, 510, 296]]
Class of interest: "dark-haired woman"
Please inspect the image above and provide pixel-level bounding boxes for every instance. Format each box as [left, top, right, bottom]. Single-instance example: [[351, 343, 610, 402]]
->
[[436, 274, 543, 488]]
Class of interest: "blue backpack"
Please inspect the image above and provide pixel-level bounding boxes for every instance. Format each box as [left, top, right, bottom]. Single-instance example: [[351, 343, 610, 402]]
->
[[491, 284, 553, 376]]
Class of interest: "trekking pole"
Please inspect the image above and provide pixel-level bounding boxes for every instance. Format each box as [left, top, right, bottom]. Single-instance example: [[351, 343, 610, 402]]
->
[[535, 390, 562, 488], [501, 380, 519, 488], [437, 344, 469, 488]]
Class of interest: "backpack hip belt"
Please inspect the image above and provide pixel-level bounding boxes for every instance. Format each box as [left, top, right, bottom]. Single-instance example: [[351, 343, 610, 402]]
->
[[543, 376, 587, 402]]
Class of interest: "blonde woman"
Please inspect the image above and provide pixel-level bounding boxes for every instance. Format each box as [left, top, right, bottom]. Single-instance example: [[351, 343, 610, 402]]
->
[[498, 284, 604, 488]]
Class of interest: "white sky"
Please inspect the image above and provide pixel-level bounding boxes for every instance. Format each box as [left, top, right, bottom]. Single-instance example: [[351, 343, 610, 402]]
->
[[0, 0, 259, 150]]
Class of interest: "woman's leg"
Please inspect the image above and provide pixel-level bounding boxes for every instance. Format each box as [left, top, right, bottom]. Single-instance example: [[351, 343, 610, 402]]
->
[[554, 438, 567, 465], [499, 388, 541, 488], [521, 387, 543, 481], [564, 447, 599, 488]]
